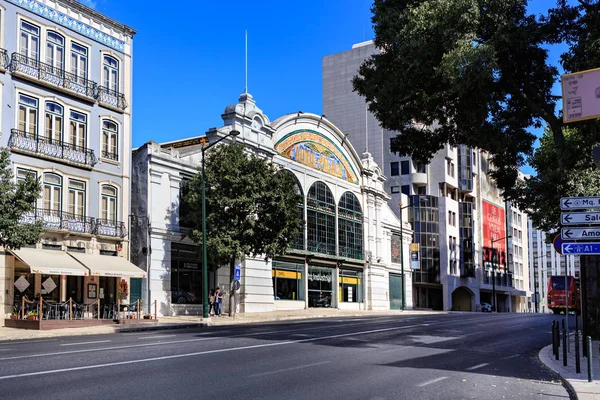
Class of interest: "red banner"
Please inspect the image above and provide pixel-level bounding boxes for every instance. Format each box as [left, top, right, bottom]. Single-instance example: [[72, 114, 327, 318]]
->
[[482, 200, 506, 270]]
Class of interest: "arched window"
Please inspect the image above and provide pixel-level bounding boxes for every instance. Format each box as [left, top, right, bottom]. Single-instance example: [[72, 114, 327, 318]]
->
[[102, 120, 118, 160], [101, 184, 117, 222], [45, 102, 63, 143], [338, 192, 363, 260], [103, 55, 119, 92], [307, 182, 335, 255], [279, 170, 304, 250], [46, 31, 64, 70]]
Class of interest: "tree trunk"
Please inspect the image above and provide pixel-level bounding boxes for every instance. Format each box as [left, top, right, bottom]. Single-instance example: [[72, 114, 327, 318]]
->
[[229, 257, 236, 318]]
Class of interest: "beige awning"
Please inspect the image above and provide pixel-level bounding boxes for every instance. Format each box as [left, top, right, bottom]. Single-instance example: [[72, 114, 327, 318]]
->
[[10, 248, 90, 276], [67, 252, 146, 278]]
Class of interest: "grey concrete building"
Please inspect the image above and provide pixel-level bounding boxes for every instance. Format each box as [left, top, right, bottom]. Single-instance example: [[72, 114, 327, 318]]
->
[[0, 0, 141, 325]]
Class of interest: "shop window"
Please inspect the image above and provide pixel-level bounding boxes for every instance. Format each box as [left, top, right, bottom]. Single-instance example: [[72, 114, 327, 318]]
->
[[171, 243, 201, 304], [41, 275, 60, 302], [307, 182, 335, 255], [338, 192, 363, 260], [308, 265, 333, 308], [339, 269, 363, 303], [272, 261, 304, 301]]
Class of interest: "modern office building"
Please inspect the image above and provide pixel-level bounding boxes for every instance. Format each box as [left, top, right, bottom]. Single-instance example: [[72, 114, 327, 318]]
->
[[0, 0, 140, 325], [527, 222, 580, 313], [132, 92, 414, 316], [323, 41, 529, 311]]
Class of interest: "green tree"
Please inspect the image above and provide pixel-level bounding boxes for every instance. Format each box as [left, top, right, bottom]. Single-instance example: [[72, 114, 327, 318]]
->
[[353, 0, 600, 213], [0, 148, 43, 249], [185, 143, 303, 313]]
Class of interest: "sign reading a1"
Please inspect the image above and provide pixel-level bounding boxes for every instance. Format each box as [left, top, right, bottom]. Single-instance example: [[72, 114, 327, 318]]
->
[[562, 242, 600, 255], [561, 227, 600, 240], [561, 212, 600, 225], [561, 197, 600, 210]]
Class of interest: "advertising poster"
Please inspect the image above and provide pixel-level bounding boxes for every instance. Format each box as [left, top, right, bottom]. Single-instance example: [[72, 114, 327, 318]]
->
[[482, 200, 507, 271], [561, 68, 600, 123]]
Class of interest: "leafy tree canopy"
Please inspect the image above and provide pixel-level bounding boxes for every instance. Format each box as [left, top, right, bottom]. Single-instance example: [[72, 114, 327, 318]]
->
[[0, 148, 43, 249], [184, 143, 303, 271], [354, 0, 600, 228]]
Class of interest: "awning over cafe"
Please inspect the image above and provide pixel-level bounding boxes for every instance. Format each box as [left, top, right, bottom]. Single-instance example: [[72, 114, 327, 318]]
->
[[67, 252, 146, 278], [10, 248, 90, 276]]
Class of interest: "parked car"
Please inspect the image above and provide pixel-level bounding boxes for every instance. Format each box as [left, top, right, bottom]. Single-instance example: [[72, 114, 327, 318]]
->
[[481, 302, 493, 312]]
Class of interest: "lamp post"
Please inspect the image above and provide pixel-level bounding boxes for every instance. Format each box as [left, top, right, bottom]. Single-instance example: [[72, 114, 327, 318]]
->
[[201, 129, 240, 319], [398, 196, 428, 310], [490, 235, 511, 312]]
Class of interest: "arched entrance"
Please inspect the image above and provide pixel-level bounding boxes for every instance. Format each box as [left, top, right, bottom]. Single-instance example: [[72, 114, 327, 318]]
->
[[452, 287, 474, 311]]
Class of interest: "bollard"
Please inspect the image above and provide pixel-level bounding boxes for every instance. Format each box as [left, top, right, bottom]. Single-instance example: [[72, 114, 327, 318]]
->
[[552, 321, 557, 357], [588, 336, 593, 382], [563, 325, 568, 366], [576, 317, 581, 373], [556, 322, 561, 361]]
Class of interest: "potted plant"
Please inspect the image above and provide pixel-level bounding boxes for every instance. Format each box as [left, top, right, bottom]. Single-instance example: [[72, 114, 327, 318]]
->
[[26, 310, 38, 321], [9, 311, 18, 320]]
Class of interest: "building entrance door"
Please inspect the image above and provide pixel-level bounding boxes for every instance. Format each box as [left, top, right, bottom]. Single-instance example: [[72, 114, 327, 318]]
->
[[389, 273, 402, 310], [308, 266, 333, 308]]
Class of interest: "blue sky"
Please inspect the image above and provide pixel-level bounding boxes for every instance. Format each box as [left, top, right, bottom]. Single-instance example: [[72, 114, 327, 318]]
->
[[88, 0, 568, 174]]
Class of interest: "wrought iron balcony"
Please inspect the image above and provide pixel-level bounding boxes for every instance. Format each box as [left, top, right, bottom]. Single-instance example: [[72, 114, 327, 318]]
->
[[96, 218, 127, 238], [339, 246, 363, 260], [20, 208, 96, 234], [97, 86, 127, 111], [9, 129, 97, 168], [20, 209, 127, 238], [101, 150, 119, 161], [10, 53, 98, 101]]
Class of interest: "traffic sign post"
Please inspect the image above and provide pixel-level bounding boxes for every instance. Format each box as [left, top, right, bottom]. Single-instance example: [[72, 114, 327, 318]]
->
[[561, 197, 600, 210], [561, 212, 600, 225]]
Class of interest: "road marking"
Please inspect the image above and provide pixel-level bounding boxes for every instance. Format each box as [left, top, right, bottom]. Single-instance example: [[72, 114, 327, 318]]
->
[[249, 361, 331, 377], [502, 355, 520, 360], [0, 339, 58, 346], [137, 335, 175, 340], [60, 340, 111, 347], [466, 363, 489, 371], [0, 325, 421, 380], [417, 377, 448, 387]]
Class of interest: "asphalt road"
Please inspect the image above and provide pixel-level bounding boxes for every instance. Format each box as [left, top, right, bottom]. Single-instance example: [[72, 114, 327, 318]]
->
[[0, 312, 571, 400]]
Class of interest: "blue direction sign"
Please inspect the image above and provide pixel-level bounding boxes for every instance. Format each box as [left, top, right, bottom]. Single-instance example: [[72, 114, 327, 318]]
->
[[562, 243, 600, 255], [561, 227, 600, 240], [234, 264, 241, 281], [561, 197, 600, 210], [561, 212, 600, 225]]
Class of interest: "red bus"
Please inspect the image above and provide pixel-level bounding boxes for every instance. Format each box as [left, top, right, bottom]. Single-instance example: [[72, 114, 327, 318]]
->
[[547, 275, 580, 314]]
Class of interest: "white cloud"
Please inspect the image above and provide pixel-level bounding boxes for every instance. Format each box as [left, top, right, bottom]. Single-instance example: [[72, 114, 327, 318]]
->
[[79, 0, 97, 9]]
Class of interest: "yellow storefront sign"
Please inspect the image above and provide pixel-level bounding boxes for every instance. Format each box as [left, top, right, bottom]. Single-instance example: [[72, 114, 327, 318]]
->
[[410, 243, 419, 252], [340, 277, 360, 285], [272, 269, 301, 279]]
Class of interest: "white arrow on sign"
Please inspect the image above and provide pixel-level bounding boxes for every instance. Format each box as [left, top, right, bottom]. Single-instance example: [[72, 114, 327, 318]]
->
[[561, 212, 600, 225], [561, 197, 600, 210], [562, 227, 600, 240]]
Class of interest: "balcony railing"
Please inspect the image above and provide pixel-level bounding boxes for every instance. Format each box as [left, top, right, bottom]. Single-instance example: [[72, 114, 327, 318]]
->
[[10, 53, 97, 100], [97, 86, 127, 111], [101, 150, 119, 161], [339, 246, 363, 260], [20, 208, 127, 238], [307, 240, 336, 256], [0, 48, 8, 70], [9, 129, 97, 168]]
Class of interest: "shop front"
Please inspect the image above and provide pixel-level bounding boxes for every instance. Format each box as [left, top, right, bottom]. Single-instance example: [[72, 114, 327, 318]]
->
[[338, 268, 364, 310], [308, 265, 335, 308], [272, 260, 305, 310]]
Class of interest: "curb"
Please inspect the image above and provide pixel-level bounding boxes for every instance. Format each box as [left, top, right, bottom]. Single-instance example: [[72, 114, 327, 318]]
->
[[538, 344, 579, 400], [116, 322, 206, 333]]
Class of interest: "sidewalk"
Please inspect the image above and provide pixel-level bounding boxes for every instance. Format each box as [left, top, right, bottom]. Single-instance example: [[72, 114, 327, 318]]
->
[[539, 330, 600, 400], [0, 308, 444, 341]]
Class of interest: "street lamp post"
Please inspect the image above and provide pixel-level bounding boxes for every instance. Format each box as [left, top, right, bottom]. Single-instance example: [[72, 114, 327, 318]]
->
[[398, 196, 428, 310], [491, 235, 511, 312], [201, 129, 240, 319]]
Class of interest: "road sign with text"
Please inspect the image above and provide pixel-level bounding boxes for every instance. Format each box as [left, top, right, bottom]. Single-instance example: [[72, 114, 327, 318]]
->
[[561, 212, 600, 225], [561, 197, 600, 210], [562, 242, 600, 255], [561, 227, 600, 240]]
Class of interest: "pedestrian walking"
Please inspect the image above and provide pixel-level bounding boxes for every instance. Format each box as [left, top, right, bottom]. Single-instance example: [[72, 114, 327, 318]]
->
[[209, 289, 215, 316], [215, 287, 224, 317]]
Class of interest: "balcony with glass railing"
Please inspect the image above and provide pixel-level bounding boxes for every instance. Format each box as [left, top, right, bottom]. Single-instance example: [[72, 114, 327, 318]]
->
[[20, 208, 127, 238], [10, 53, 97, 101], [97, 86, 127, 111], [9, 129, 97, 168]]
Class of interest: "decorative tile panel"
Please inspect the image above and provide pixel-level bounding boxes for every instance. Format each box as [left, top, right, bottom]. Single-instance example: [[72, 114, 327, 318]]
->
[[8, 0, 126, 52]]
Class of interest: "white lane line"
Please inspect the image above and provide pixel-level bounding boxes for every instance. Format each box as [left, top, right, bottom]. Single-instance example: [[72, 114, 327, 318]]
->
[[0, 325, 419, 380], [137, 335, 176, 340], [417, 377, 448, 387], [60, 340, 111, 347], [249, 361, 331, 377], [466, 363, 489, 371], [0, 339, 58, 346], [502, 355, 520, 360]]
